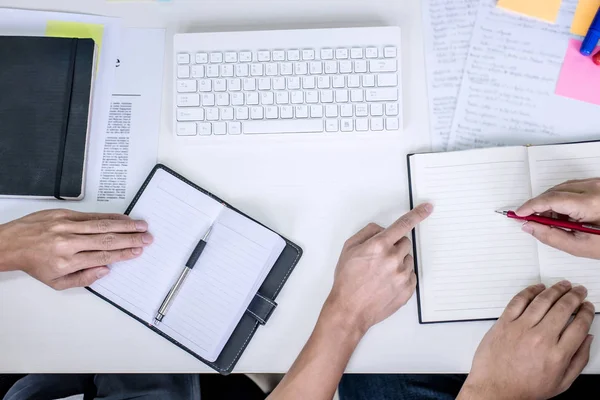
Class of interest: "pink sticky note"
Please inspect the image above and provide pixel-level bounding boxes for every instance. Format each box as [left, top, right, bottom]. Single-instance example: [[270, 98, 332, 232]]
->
[[555, 39, 600, 106]]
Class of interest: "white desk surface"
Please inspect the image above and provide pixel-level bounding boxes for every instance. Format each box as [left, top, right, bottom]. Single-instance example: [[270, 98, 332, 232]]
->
[[2, 0, 599, 374]]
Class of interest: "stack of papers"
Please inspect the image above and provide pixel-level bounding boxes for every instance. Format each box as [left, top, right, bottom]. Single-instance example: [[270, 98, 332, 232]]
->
[[422, 0, 600, 152]]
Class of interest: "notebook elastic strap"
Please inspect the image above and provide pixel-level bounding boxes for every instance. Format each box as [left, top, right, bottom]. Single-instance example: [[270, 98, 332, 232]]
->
[[54, 38, 78, 200], [246, 293, 278, 325]]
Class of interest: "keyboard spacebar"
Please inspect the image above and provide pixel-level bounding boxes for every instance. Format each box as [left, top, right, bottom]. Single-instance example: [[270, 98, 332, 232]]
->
[[243, 120, 324, 134]]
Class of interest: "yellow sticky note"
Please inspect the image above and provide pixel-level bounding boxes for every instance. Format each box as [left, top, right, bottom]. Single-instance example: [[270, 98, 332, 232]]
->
[[497, 0, 562, 23], [45, 21, 104, 55], [571, 0, 600, 35]]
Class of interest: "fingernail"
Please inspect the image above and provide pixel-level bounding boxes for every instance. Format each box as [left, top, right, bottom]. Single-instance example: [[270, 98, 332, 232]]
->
[[521, 223, 534, 234], [574, 285, 588, 296], [535, 283, 546, 290], [423, 203, 434, 213], [558, 280, 571, 288], [585, 301, 595, 311], [132, 247, 143, 255], [142, 233, 153, 244], [96, 269, 110, 279], [135, 221, 148, 231]]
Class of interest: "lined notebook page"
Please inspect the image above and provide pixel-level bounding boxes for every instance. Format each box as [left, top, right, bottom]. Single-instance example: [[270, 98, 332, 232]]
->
[[528, 142, 600, 307], [410, 147, 540, 323]]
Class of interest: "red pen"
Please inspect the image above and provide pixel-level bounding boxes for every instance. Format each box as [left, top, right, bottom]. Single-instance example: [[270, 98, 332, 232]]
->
[[594, 50, 600, 66], [496, 210, 600, 235]]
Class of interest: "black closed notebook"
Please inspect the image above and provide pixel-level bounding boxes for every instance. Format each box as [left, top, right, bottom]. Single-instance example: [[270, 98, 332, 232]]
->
[[0, 36, 96, 199], [88, 165, 303, 374]]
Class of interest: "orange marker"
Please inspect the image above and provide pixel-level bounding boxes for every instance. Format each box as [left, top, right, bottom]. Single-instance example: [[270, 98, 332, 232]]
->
[[594, 50, 600, 65]]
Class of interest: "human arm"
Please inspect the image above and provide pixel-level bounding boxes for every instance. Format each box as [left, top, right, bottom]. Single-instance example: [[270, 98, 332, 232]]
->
[[0, 209, 152, 290], [516, 178, 600, 259], [458, 281, 594, 400], [268, 204, 433, 400]]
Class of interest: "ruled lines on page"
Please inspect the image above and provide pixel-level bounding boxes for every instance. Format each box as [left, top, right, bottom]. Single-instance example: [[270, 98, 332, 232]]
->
[[411, 147, 540, 323], [528, 143, 600, 307], [90, 169, 224, 324]]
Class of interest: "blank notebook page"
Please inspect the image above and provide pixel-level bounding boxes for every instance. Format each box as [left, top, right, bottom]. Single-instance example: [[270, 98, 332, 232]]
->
[[529, 142, 600, 308], [91, 168, 286, 362], [411, 147, 540, 323]]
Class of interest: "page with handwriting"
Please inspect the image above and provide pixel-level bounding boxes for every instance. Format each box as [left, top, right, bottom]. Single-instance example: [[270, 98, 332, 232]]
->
[[421, 0, 478, 150], [528, 142, 600, 307], [447, 0, 600, 150], [411, 147, 540, 323]]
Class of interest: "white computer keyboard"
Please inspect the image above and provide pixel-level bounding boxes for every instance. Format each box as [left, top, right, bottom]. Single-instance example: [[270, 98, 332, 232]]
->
[[174, 27, 402, 138]]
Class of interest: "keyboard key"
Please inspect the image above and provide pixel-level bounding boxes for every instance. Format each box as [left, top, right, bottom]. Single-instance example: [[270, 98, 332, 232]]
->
[[302, 76, 316, 89], [191, 65, 205, 78], [335, 89, 349, 103], [348, 75, 360, 88], [386, 103, 399, 116], [221, 107, 234, 120], [214, 122, 227, 135], [250, 64, 264, 76], [321, 49, 334, 60], [362, 75, 375, 87], [317, 76, 331, 89], [239, 52, 252, 62], [202, 93, 215, 106], [340, 104, 353, 117], [287, 49, 300, 61], [351, 48, 364, 59], [177, 108, 205, 121], [280, 63, 293, 75], [216, 93, 230, 106], [195, 53, 208, 64], [206, 65, 219, 77], [177, 65, 190, 78], [177, 122, 197, 135], [210, 52, 223, 63], [306, 91, 319, 103], [384, 47, 397, 58], [340, 118, 353, 132], [228, 78, 242, 91], [366, 47, 378, 58], [355, 104, 368, 117], [386, 117, 399, 130], [247, 92, 259, 105], [177, 94, 200, 107], [369, 59, 397, 73], [236, 107, 249, 120], [258, 78, 271, 90], [243, 78, 256, 91], [302, 49, 315, 60], [257, 50, 271, 62], [310, 105, 323, 118], [339, 61, 352, 74], [236, 64, 249, 77], [244, 120, 323, 134], [177, 80, 197, 93], [351, 89, 364, 102], [325, 104, 338, 117], [377, 73, 398, 87], [261, 92, 274, 105], [355, 60, 367, 73], [287, 77, 301, 90], [273, 77, 286, 90], [336, 48, 349, 59], [265, 106, 278, 119], [214, 79, 227, 92], [225, 52, 238, 63], [273, 50, 285, 61], [309, 62, 323, 74], [332, 76, 345, 88], [177, 53, 190, 64], [371, 103, 384, 116], [371, 117, 384, 131], [228, 121, 242, 134], [321, 90, 334, 103], [251, 106, 264, 119], [326, 119, 338, 132], [231, 93, 244, 105], [295, 105, 309, 118], [294, 62, 308, 75], [291, 91, 304, 104], [280, 106, 293, 119], [198, 122, 212, 136], [324, 61, 338, 74], [366, 88, 398, 102], [221, 64, 234, 77], [356, 118, 369, 131], [206, 108, 219, 121], [276, 92, 289, 104], [265, 63, 278, 76]]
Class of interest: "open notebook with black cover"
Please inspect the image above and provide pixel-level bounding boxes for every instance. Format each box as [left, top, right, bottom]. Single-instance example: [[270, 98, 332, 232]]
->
[[408, 141, 600, 324], [88, 165, 302, 374], [0, 36, 96, 199]]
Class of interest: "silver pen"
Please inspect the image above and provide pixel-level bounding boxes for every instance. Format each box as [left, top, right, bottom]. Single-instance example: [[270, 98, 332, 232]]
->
[[153, 226, 213, 325]]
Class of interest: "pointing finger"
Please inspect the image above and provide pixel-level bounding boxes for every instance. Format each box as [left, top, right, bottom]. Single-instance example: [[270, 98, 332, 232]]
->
[[376, 203, 433, 245]]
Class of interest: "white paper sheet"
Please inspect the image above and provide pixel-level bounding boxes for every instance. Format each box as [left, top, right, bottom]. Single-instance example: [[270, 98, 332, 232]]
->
[[447, 0, 600, 151], [0, 24, 165, 222], [421, 0, 479, 151]]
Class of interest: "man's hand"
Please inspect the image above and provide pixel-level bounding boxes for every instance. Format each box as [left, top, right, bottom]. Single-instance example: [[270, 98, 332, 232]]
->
[[517, 178, 600, 259], [0, 209, 152, 290], [459, 282, 595, 400], [326, 203, 434, 336]]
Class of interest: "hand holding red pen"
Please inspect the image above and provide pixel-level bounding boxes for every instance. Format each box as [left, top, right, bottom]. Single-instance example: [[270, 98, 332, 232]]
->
[[516, 178, 600, 260]]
